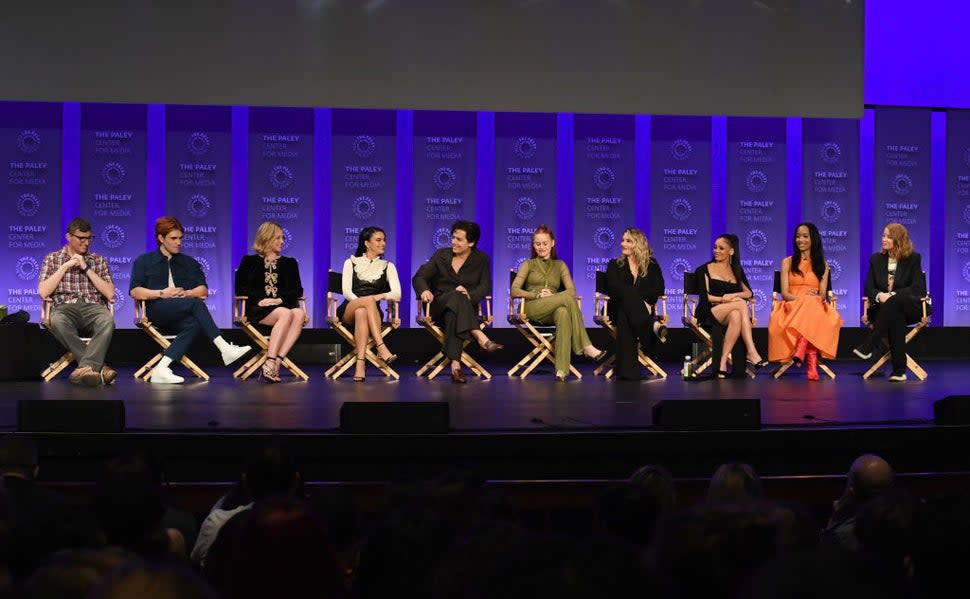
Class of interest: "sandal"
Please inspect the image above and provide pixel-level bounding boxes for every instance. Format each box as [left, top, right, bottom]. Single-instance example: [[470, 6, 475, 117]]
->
[[717, 370, 729, 379], [261, 356, 281, 383], [376, 343, 397, 365], [353, 357, 366, 382]]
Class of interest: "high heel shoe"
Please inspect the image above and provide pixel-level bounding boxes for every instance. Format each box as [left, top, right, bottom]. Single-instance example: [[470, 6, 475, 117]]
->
[[587, 349, 608, 363], [376, 343, 397, 365], [555, 371, 568, 381], [261, 356, 281, 383], [451, 368, 467, 384], [747, 357, 769, 370], [654, 323, 668, 344], [352, 357, 366, 382], [717, 370, 729, 379]]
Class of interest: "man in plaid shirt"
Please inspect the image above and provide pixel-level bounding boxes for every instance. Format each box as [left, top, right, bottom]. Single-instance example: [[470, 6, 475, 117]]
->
[[38, 217, 116, 386]]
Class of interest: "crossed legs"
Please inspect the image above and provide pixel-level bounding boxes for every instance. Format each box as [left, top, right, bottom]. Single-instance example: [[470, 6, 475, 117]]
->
[[342, 295, 394, 379], [711, 301, 763, 373], [259, 306, 306, 379]]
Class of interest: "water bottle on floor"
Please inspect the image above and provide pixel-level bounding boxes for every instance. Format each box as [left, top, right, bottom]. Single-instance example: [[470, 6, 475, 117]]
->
[[682, 355, 693, 379]]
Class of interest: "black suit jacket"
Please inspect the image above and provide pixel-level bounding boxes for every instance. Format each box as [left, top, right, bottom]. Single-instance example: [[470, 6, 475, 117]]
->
[[234, 255, 304, 308], [604, 258, 664, 319], [863, 252, 926, 303], [412, 248, 491, 303]]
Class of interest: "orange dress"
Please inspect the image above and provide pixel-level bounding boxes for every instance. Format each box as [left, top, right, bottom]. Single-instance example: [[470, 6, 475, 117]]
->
[[767, 258, 843, 361]]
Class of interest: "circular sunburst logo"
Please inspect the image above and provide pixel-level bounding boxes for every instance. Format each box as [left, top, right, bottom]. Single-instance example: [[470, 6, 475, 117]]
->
[[188, 132, 211, 156], [513, 137, 537, 160], [17, 193, 40, 218], [17, 130, 41, 154], [433, 227, 452, 249], [187, 194, 210, 218], [962, 261, 970, 284], [515, 197, 537, 220], [15, 256, 40, 281], [352, 135, 376, 158], [827, 259, 842, 282], [593, 166, 615, 191], [820, 200, 842, 223], [270, 165, 294, 190], [746, 229, 768, 253], [963, 204, 970, 225], [752, 288, 768, 313], [102, 162, 127, 186], [891, 173, 913, 196], [670, 258, 692, 280], [352, 196, 376, 220], [196, 256, 211, 276], [433, 167, 456, 191], [670, 198, 692, 221], [671, 138, 692, 161], [593, 227, 615, 251], [100, 225, 126, 249], [746, 170, 767, 193], [821, 142, 842, 165]]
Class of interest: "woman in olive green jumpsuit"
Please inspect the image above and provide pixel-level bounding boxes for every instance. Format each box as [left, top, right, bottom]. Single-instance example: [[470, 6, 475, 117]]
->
[[510, 225, 606, 380]]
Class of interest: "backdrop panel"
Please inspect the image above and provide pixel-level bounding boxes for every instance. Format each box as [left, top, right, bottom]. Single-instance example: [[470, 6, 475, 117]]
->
[[80, 103, 147, 329], [802, 118, 861, 323], [331, 109, 397, 267], [650, 115, 713, 326], [166, 105, 232, 326], [727, 117, 787, 324], [493, 113, 557, 327], [873, 109, 932, 276], [945, 110, 970, 325], [0, 102, 62, 323], [411, 111, 477, 292], [573, 114, 635, 326], [248, 108, 314, 322]]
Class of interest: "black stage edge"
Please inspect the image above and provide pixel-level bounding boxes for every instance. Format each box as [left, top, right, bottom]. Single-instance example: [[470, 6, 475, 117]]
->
[[2, 360, 970, 484]]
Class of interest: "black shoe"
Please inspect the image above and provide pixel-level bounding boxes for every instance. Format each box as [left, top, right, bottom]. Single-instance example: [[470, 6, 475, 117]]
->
[[853, 343, 872, 360]]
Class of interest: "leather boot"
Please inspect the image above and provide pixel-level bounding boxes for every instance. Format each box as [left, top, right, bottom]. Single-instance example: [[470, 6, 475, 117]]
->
[[806, 347, 819, 381], [792, 336, 809, 367]]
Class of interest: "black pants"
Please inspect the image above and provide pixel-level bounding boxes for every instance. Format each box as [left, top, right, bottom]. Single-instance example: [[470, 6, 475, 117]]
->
[[431, 290, 479, 362], [866, 295, 922, 373], [610, 288, 655, 380]]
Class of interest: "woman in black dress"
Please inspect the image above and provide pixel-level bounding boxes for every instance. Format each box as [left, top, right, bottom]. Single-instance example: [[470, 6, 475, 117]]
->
[[338, 227, 401, 381], [235, 221, 306, 382], [695, 233, 767, 377], [605, 227, 666, 380]]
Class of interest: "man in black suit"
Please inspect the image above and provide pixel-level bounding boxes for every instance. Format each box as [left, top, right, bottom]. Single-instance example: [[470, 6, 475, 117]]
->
[[854, 224, 930, 381], [412, 220, 503, 383]]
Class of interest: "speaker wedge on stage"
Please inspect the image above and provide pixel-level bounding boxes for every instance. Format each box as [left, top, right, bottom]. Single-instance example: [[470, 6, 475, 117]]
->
[[339, 401, 450, 434], [652, 398, 761, 431], [934, 396, 970, 425], [17, 399, 125, 433]]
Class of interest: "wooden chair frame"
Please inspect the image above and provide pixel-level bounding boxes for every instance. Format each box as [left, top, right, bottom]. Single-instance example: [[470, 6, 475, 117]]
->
[[592, 270, 668, 379], [506, 270, 583, 380], [770, 270, 837, 380], [133, 299, 210, 381], [415, 293, 493, 381], [860, 272, 930, 381], [682, 271, 756, 378], [324, 270, 401, 380], [40, 297, 115, 381], [232, 295, 310, 381]]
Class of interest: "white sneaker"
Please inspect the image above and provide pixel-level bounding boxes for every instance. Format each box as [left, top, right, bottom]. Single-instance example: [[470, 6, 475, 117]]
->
[[220, 343, 251, 365], [889, 373, 907, 382], [150, 366, 185, 384]]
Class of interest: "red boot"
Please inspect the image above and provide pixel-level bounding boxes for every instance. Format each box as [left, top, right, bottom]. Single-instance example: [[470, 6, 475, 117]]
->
[[792, 337, 809, 366], [806, 347, 819, 381]]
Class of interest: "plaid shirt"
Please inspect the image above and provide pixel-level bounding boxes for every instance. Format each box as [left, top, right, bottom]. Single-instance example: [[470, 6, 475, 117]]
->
[[39, 245, 113, 306]]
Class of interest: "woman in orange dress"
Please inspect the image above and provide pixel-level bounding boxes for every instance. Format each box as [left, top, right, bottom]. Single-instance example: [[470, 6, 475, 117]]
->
[[767, 222, 843, 380]]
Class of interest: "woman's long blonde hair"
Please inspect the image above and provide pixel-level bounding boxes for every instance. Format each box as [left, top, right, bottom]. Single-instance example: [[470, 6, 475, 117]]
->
[[252, 221, 283, 256], [616, 227, 652, 278], [883, 223, 914, 260]]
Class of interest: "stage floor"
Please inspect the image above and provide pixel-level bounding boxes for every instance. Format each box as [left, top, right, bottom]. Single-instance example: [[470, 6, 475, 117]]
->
[[1, 359, 967, 482]]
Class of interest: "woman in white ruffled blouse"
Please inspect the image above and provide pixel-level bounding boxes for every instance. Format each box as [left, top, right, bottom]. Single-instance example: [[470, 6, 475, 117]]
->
[[338, 227, 402, 381]]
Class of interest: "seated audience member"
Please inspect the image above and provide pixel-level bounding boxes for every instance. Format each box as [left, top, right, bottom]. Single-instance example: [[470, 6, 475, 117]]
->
[[412, 220, 503, 383], [706, 461, 764, 503], [88, 561, 215, 599], [129, 216, 251, 384], [37, 216, 116, 386], [821, 453, 895, 552]]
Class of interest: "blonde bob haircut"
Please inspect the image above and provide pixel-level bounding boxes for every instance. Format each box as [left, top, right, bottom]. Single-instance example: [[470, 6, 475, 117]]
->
[[883, 222, 914, 260], [252, 221, 284, 256]]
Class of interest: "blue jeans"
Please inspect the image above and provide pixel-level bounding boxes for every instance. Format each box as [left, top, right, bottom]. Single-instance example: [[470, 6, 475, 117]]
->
[[146, 298, 220, 361]]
